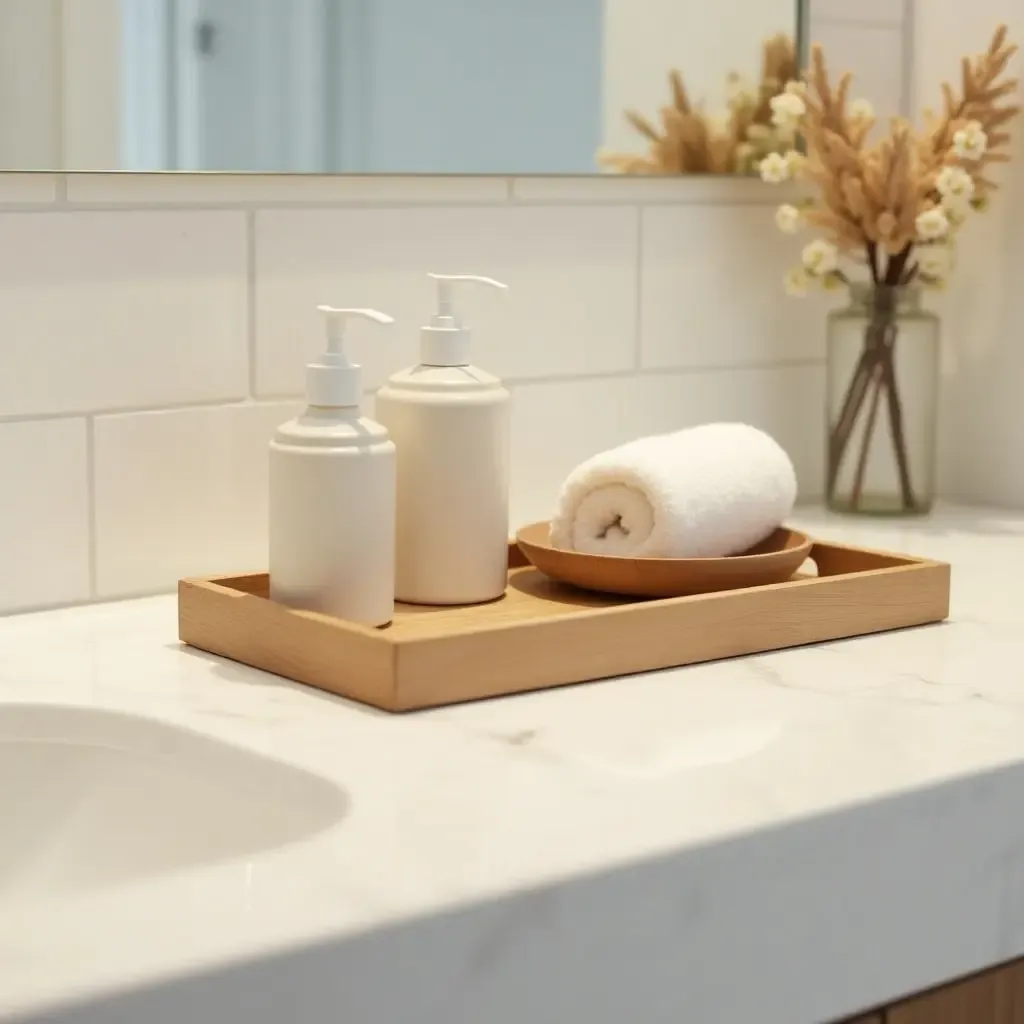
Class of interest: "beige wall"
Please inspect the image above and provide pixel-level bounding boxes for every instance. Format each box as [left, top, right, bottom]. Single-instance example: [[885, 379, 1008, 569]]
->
[[0, 0, 120, 171], [61, 0, 121, 168], [601, 0, 793, 157], [913, 0, 1024, 504], [0, 0, 62, 167], [601, 1, 910, 161]]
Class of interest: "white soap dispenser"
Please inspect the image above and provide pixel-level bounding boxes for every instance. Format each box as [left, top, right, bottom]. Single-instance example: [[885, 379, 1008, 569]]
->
[[269, 306, 396, 626], [375, 273, 510, 606]]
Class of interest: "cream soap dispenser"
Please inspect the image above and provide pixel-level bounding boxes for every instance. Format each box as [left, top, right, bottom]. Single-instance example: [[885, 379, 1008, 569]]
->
[[269, 306, 396, 627], [375, 273, 510, 605]]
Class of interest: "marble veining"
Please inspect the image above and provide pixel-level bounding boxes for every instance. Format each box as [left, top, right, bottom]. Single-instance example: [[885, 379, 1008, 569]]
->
[[2, 506, 1024, 1023]]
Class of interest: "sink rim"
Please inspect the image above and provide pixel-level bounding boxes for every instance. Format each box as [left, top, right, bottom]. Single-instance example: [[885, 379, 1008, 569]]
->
[[0, 701, 352, 908]]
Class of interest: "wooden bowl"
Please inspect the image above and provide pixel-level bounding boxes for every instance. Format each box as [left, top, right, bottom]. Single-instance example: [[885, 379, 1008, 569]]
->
[[514, 521, 813, 598]]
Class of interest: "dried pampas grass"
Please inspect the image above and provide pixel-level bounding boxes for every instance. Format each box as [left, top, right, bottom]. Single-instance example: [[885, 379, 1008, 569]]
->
[[776, 23, 1018, 292], [599, 32, 797, 176], [773, 24, 1019, 516]]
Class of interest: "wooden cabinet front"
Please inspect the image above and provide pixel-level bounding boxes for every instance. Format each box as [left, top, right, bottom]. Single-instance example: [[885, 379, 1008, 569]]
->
[[840, 958, 1024, 1023]]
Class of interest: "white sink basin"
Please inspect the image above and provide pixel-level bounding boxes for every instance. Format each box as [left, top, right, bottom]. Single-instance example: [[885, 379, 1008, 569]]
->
[[0, 705, 348, 908]]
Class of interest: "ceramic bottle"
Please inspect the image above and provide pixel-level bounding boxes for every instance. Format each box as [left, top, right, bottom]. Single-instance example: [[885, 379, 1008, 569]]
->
[[375, 274, 510, 605], [269, 306, 396, 626]]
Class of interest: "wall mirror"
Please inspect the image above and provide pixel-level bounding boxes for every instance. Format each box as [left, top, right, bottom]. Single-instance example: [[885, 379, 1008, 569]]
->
[[0, 0, 803, 175]]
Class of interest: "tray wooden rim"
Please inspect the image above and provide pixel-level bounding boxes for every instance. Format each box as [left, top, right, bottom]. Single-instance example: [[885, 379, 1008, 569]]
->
[[178, 537, 951, 711], [180, 541, 946, 635]]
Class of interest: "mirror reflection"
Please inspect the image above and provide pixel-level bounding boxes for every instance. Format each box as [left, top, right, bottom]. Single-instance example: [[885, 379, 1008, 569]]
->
[[0, 0, 800, 175]]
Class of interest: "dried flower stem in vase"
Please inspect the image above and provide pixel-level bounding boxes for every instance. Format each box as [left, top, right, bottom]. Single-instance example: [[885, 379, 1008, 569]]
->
[[764, 25, 1018, 512]]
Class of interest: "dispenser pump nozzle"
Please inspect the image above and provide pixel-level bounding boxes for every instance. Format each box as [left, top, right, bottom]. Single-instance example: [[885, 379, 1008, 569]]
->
[[307, 306, 394, 408], [422, 274, 508, 366]]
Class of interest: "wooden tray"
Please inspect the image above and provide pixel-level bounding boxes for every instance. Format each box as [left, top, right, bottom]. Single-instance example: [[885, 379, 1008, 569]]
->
[[178, 539, 950, 712]]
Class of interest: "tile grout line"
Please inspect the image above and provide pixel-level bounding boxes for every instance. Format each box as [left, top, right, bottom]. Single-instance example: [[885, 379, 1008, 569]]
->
[[502, 359, 826, 387], [84, 415, 98, 599], [0, 175, 801, 213], [0, 395, 259, 424], [245, 210, 258, 397], [0, 197, 786, 214], [0, 361, 828, 427], [1, 586, 177, 619]]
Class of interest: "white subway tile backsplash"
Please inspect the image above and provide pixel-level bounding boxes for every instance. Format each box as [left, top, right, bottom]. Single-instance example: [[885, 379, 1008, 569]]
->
[[640, 205, 831, 370], [0, 211, 249, 418], [0, 0, 911, 619], [0, 173, 58, 205], [255, 206, 638, 395], [92, 401, 299, 598], [66, 173, 511, 207], [509, 365, 825, 527], [0, 419, 90, 612]]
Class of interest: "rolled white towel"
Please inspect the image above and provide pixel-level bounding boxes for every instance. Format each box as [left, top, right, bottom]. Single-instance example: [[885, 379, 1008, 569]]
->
[[550, 422, 797, 559]]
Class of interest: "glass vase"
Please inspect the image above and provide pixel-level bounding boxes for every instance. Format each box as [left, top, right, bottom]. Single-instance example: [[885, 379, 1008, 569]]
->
[[826, 284, 940, 515]]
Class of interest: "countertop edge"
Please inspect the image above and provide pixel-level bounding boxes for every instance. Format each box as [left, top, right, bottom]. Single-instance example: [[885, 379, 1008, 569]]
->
[[22, 756, 1024, 1024]]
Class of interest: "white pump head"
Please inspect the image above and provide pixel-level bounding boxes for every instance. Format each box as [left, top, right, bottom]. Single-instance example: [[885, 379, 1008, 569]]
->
[[307, 306, 394, 407], [421, 273, 508, 367]]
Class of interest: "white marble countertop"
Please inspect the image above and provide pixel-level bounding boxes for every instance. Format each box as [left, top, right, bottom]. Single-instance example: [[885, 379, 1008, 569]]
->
[[2, 506, 1024, 1024]]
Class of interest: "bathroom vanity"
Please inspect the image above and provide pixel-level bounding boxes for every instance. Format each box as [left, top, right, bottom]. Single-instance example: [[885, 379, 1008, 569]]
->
[[2, 506, 1024, 1024]]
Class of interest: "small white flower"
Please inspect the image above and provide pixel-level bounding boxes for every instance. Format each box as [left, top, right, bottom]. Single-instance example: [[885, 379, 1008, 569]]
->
[[784, 266, 811, 297], [916, 206, 950, 241], [770, 91, 806, 130], [918, 247, 949, 278], [849, 98, 875, 123], [953, 120, 987, 161], [945, 201, 969, 228], [759, 152, 791, 184], [784, 148, 807, 175], [775, 203, 802, 233], [801, 239, 839, 276], [936, 165, 975, 202], [726, 74, 758, 110], [735, 142, 755, 167]]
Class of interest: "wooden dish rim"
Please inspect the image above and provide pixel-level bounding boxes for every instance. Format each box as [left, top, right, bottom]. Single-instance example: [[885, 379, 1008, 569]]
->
[[515, 522, 813, 565]]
